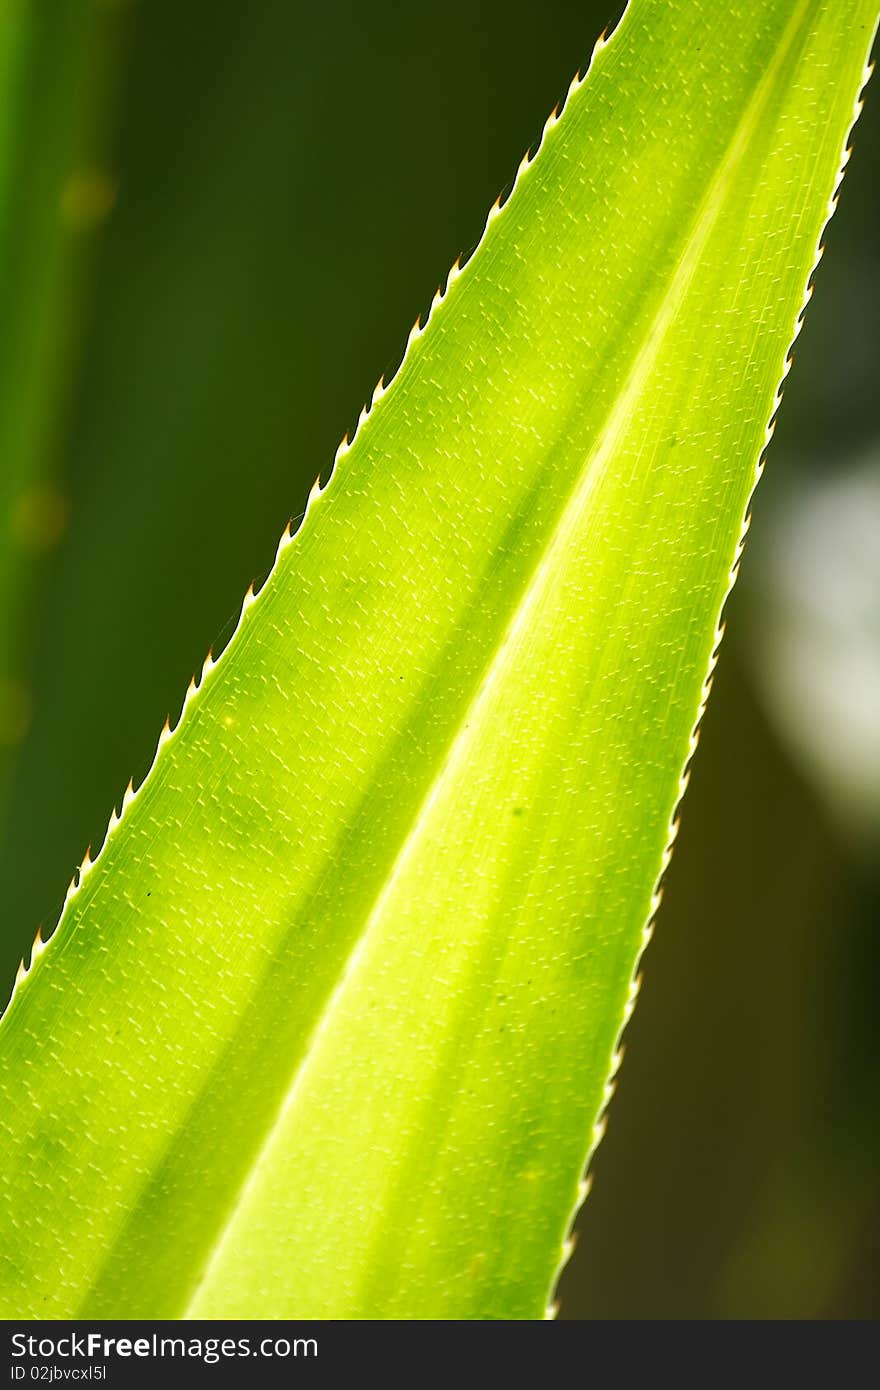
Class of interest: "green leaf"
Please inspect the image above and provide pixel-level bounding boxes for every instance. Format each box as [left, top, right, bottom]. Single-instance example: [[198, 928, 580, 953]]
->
[[0, 0, 874, 1320]]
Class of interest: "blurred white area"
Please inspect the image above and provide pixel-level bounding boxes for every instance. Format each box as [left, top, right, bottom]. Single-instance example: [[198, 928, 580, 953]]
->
[[749, 446, 880, 844]]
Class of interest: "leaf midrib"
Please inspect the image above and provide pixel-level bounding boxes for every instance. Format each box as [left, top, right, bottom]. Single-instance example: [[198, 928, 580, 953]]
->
[[76, 0, 811, 1318]]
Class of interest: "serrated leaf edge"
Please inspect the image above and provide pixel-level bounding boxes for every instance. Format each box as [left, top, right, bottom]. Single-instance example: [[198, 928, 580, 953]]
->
[[0, 11, 619, 1027], [545, 33, 878, 1320]]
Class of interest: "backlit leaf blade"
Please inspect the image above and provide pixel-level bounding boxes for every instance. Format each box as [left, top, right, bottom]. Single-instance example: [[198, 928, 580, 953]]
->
[[0, 0, 875, 1319]]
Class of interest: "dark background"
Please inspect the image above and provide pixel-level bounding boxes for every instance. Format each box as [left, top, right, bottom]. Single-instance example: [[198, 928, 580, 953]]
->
[[0, 0, 877, 1318]]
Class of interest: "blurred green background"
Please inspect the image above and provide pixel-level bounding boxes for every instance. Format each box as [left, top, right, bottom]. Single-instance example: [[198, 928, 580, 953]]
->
[[0, 0, 877, 1318]]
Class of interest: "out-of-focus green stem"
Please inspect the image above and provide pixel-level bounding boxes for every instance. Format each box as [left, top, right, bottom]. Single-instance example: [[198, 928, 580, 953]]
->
[[0, 0, 127, 775]]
